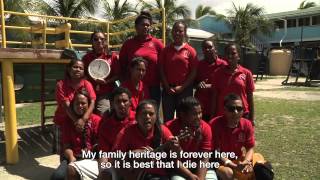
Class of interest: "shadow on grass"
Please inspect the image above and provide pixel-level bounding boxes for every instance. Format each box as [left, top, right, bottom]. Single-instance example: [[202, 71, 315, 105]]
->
[[0, 125, 58, 180]]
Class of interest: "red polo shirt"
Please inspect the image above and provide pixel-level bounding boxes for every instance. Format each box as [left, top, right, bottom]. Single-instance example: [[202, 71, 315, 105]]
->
[[98, 110, 136, 152], [54, 79, 96, 125], [121, 80, 150, 111], [209, 116, 255, 158], [82, 51, 120, 95], [119, 35, 164, 86], [113, 124, 173, 175], [209, 65, 255, 116], [159, 43, 199, 85], [195, 58, 227, 116], [165, 119, 212, 153], [62, 114, 101, 157]]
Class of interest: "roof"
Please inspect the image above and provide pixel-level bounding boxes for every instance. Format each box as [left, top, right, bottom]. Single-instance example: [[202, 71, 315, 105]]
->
[[187, 28, 215, 39], [266, 6, 320, 19]]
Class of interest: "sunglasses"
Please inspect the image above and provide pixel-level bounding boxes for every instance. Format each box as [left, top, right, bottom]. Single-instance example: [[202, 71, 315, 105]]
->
[[93, 37, 105, 42], [225, 105, 243, 112]]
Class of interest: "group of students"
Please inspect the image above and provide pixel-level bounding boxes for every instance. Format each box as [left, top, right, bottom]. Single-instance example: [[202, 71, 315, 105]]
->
[[51, 11, 266, 180]]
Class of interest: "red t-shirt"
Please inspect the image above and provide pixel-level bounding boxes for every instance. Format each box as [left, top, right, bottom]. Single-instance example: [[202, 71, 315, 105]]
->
[[98, 111, 136, 152], [194, 58, 227, 116], [62, 114, 101, 157], [165, 119, 212, 155], [82, 51, 120, 95], [209, 65, 255, 116], [54, 79, 96, 125], [209, 116, 255, 158], [119, 35, 164, 86], [113, 124, 173, 175], [159, 43, 199, 85], [121, 80, 150, 111]]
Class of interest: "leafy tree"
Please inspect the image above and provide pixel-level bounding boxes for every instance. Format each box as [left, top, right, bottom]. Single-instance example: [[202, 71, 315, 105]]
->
[[139, 0, 191, 26], [227, 3, 272, 47], [102, 0, 138, 20], [195, 5, 217, 18], [298, 0, 317, 9], [38, 0, 99, 18], [3, 0, 35, 47]]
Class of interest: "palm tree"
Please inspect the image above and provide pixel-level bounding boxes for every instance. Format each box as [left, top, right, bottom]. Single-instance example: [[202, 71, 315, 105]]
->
[[195, 5, 217, 19], [100, 0, 140, 48], [38, 0, 99, 18], [139, 0, 191, 26], [3, 0, 35, 46], [298, 0, 317, 9], [227, 3, 272, 47], [102, 0, 138, 20]]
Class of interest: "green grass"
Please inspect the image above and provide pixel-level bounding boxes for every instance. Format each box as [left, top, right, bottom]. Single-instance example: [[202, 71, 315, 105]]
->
[[254, 97, 320, 179], [16, 102, 56, 126]]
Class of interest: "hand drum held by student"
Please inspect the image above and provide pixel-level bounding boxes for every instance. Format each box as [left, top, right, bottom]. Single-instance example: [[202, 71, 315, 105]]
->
[[88, 58, 111, 80]]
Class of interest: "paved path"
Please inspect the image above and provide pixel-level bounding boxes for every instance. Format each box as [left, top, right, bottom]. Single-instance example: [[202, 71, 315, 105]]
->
[[0, 125, 59, 180]]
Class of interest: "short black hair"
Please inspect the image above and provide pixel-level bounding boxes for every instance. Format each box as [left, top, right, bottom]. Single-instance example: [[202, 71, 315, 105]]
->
[[110, 87, 132, 102], [223, 93, 242, 106], [90, 30, 105, 41], [224, 43, 238, 56], [172, 20, 188, 41], [135, 10, 152, 26], [202, 39, 215, 48], [65, 59, 83, 79], [177, 96, 201, 113]]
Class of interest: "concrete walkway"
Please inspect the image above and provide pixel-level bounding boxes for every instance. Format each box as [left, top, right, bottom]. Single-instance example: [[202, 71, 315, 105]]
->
[[0, 125, 59, 180]]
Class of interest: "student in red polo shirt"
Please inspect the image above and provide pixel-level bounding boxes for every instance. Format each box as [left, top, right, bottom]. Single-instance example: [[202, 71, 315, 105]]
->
[[82, 31, 120, 116], [160, 21, 199, 122], [210, 43, 255, 124], [209, 93, 263, 180], [121, 57, 150, 110], [112, 100, 174, 180], [54, 59, 96, 154], [194, 39, 227, 121], [119, 11, 164, 105], [51, 90, 101, 180], [165, 96, 217, 180], [97, 87, 136, 179]]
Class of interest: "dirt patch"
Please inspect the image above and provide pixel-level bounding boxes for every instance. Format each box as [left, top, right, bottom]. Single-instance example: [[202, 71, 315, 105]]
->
[[254, 91, 320, 101], [254, 77, 320, 101]]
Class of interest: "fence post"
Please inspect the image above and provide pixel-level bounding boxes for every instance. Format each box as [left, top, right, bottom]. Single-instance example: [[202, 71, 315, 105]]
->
[[2, 60, 19, 164], [1, 0, 7, 48]]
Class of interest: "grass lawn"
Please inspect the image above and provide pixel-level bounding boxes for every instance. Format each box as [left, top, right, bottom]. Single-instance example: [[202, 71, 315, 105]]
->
[[13, 97, 320, 179], [254, 97, 320, 179], [16, 102, 56, 126]]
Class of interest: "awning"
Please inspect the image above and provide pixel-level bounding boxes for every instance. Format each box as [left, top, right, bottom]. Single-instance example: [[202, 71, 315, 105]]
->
[[187, 28, 215, 39]]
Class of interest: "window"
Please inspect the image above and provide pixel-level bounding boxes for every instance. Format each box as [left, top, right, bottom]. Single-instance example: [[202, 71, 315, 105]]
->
[[298, 17, 310, 26], [287, 19, 297, 27], [274, 20, 284, 29], [312, 15, 320, 25]]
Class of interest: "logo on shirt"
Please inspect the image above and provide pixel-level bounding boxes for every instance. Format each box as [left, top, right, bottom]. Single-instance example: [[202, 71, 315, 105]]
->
[[239, 73, 246, 81], [238, 132, 245, 143], [182, 50, 190, 59], [148, 42, 155, 49]]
